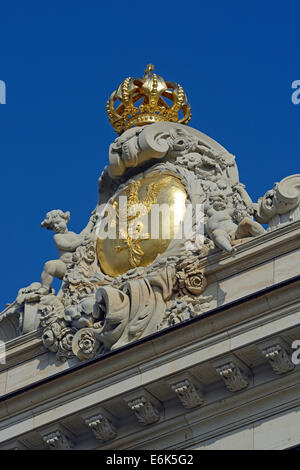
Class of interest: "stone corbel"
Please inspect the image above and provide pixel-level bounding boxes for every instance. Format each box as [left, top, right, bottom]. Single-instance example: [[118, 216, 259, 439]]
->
[[167, 372, 204, 409], [258, 337, 295, 375], [81, 408, 118, 442], [213, 356, 250, 392], [40, 424, 75, 450], [124, 390, 163, 426]]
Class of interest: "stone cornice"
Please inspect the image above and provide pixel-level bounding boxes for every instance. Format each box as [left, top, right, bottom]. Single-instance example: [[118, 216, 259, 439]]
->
[[203, 220, 300, 279], [0, 276, 300, 403], [0, 274, 299, 448], [0, 274, 299, 408], [0, 330, 44, 372]]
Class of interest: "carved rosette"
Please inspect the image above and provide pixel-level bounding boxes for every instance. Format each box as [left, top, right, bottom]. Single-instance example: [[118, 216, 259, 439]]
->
[[72, 328, 101, 361], [175, 256, 207, 296]]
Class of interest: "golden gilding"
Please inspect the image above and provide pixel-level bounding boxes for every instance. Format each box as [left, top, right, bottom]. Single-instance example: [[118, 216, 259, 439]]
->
[[106, 65, 191, 135], [97, 173, 187, 277]]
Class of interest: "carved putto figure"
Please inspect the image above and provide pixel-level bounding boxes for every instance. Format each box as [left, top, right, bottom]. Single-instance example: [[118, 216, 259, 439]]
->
[[38, 210, 97, 294], [206, 195, 265, 254], [1, 65, 299, 363]]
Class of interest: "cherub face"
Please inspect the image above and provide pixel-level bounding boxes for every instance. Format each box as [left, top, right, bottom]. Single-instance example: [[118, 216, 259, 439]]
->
[[41, 211, 69, 233], [51, 215, 68, 233]]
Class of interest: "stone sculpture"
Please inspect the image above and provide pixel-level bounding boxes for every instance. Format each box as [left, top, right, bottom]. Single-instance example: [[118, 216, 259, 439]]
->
[[1, 65, 298, 362], [254, 175, 300, 230], [38, 210, 97, 294], [206, 195, 265, 254]]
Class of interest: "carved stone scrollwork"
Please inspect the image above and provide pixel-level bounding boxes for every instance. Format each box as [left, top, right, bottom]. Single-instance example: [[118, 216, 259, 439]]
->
[[108, 122, 235, 180], [262, 344, 295, 374], [215, 361, 249, 392], [85, 414, 117, 442], [41, 428, 74, 450], [171, 379, 204, 409], [254, 174, 300, 230], [126, 395, 162, 426], [0, 123, 269, 363]]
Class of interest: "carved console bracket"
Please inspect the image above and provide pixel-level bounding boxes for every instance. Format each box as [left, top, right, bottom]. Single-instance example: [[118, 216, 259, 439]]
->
[[40, 424, 75, 450], [167, 373, 204, 409], [213, 357, 250, 392], [124, 391, 163, 426], [84, 413, 117, 442], [258, 337, 295, 375]]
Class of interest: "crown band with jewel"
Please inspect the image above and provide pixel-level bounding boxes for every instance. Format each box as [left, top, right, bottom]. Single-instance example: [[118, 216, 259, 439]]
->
[[106, 64, 192, 134]]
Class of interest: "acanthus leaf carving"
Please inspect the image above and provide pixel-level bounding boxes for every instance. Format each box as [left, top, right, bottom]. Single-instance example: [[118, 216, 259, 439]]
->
[[85, 414, 117, 442], [126, 395, 162, 426], [41, 427, 74, 450], [262, 344, 295, 374], [215, 361, 249, 392], [170, 378, 204, 409]]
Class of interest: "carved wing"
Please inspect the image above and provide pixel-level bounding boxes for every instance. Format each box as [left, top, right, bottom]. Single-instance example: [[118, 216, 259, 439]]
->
[[142, 176, 174, 212], [125, 181, 141, 206]]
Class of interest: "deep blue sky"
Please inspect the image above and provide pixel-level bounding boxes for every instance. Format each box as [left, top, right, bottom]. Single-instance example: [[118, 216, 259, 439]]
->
[[1, 1, 299, 309]]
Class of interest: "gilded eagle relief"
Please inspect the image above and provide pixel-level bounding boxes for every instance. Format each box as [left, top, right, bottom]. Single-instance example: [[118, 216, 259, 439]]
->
[[97, 173, 187, 277]]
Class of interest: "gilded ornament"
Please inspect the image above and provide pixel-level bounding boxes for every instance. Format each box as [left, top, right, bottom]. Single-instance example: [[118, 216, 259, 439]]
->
[[106, 65, 191, 134], [97, 173, 187, 277]]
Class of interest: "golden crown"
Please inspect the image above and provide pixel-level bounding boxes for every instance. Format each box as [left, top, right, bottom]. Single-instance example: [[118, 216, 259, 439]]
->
[[106, 64, 191, 134]]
